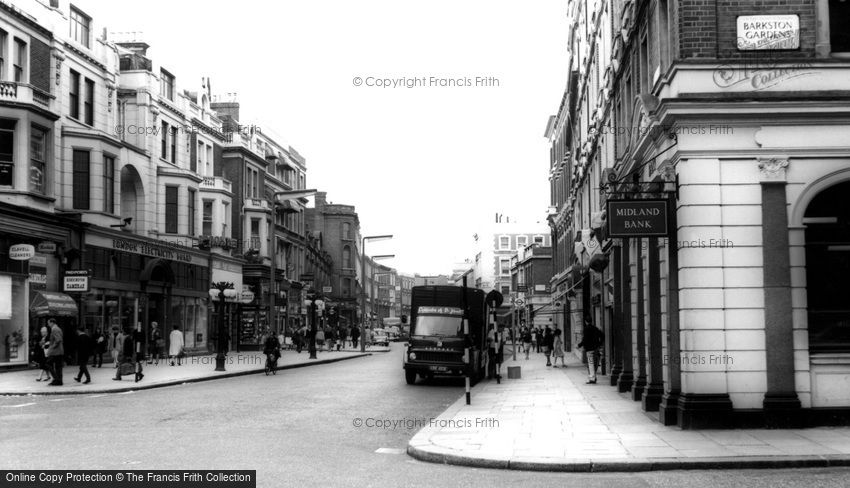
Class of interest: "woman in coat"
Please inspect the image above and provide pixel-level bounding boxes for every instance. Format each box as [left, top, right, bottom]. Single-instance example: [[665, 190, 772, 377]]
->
[[35, 326, 51, 382], [169, 325, 184, 366]]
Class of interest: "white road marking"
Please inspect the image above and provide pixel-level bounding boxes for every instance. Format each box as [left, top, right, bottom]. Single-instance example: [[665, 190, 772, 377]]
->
[[48, 398, 68, 402], [375, 448, 406, 454], [87, 394, 106, 398], [118, 391, 134, 395], [1, 403, 37, 408]]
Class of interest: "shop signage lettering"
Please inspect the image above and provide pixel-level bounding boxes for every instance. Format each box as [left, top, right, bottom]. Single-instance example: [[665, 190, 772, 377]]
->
[[112, 238, 192, 262], [737, 15, 799, 50], [607, 200, 669, 237], [37, 241, 57, 254], [9, 244, 35, 260]]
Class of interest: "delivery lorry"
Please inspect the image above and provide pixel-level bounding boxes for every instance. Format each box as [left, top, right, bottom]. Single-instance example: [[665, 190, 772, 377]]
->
[[403, 285, 489, 385]]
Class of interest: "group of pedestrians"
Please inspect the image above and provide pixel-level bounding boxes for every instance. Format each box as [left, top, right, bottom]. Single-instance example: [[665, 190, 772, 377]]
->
[[518, 325, 565, 367], [517, 319, 605, 384], [33, 319, 187, 386], [290, 324, 371, 353]]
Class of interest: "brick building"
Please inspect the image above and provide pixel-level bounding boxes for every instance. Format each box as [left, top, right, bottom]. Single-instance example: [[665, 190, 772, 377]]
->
[[547, 0, 850, 428]]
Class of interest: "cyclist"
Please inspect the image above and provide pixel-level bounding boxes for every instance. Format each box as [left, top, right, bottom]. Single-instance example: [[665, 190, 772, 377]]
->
[[263, 334, 281, 372]]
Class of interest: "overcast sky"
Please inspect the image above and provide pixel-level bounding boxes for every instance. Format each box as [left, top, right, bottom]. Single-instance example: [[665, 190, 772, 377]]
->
[[80, 0, 569, 275]]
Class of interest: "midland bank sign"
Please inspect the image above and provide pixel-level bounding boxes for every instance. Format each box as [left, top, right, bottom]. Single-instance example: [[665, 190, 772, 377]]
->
[[607, 200, 669, 238]]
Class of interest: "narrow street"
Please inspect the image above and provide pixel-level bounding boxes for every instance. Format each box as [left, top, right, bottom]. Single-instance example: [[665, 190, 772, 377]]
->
[[1, 348, 848, 487]]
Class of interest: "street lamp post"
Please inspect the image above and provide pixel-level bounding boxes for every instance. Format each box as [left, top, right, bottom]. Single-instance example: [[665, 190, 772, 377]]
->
[[359, 235, 392, 352], [209, 281, 237, 371], [269, 189, 317, 339]]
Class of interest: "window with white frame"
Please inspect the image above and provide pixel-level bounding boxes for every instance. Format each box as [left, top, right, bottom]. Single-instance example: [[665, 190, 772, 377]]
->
[[0, 29, 6, 80], [13, 38, 26, 83], [516, 235, 528, 248], [69, 7, 91, 48], [499, 235, 510, 250], [202, 200, 213, 235], [500, 258, 511, 276], [30, 126, 47, 194], [160, 69, 174, 101]]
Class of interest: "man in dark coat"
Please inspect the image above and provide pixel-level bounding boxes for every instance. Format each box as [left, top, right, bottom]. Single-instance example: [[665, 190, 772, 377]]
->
[[92, 327, 106, 368], [577, 317, 604, 384], [543, 326, 554, 366], [74, 326, 94, 384], [46, 319, 64, 386], [351, 325, 360, 349]]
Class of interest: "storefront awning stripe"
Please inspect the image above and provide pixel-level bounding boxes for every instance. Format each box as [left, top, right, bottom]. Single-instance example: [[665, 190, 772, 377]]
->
[[30, 291, 78, 317]]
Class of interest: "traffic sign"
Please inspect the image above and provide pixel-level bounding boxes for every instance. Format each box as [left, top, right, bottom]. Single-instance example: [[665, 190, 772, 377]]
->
[[514, 298, 525, 306]]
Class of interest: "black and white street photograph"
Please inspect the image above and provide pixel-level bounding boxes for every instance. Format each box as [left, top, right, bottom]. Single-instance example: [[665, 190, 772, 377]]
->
[[2, 0, 850, 487]]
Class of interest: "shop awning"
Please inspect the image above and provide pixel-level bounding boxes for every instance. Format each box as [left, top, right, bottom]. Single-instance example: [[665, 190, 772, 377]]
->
[[30, 291, 79, 317]]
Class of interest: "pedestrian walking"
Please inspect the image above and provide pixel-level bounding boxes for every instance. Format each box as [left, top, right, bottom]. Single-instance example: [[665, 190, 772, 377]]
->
[[542, 325, 554, 366], [325, 326, 335, 352], [577, 318, 604, 384], [74, 326, 93, 383], [45, 318, 64, 386], [315, 328, 325, 349], [351, 326, 360, 349], [552, 329, 566, 368], [132, 323, 145, 378], [531, 327, 539, 353], [277, 331, 286, 353], [92, 327, 106, 368], [169, 325, 184, 366], [148, 322, 163, 365], [109, 326, 123, 368], [34, 326, 51, 382], [113, 326, 143, 382], [521, 327, 533, 360]]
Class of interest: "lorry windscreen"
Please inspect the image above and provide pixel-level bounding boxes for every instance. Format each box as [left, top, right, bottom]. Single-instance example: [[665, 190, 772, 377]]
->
[[414, 315, 463, 336]]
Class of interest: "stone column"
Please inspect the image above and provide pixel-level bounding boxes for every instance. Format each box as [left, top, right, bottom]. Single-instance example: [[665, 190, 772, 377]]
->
[[617, 239, 634, 392], [631, 237, 647, 401], [659, 197, 682, 425], [642, 237, 664, 411], [758, 158, 802, 427], [609, 243, 623, 386]]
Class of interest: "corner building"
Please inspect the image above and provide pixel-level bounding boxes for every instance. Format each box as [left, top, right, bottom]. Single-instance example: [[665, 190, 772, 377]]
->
[[547, 0, 850, 428]]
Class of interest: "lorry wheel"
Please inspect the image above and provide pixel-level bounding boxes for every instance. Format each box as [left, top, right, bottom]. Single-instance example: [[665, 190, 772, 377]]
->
[[405, 370, 417, 385]]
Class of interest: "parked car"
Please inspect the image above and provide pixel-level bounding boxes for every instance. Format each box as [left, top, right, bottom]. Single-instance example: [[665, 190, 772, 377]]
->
[[372, 328, 390, 346], [386, 326, 401, 341]]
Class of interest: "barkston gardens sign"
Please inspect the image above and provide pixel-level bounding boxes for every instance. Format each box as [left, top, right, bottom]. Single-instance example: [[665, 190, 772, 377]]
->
[[607, 200, 668, 237]]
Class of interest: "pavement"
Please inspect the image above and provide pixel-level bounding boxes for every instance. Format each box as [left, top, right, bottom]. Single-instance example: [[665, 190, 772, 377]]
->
[[407, 348, 850, 472], [0, 345, 389, 396]]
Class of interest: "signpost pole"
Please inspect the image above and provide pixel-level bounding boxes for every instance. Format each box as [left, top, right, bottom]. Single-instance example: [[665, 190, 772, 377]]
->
[[462, 276, 471, 405]]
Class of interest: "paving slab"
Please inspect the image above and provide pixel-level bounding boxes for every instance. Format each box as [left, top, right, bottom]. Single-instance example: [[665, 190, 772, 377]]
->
[[407, 353, 850, 471]]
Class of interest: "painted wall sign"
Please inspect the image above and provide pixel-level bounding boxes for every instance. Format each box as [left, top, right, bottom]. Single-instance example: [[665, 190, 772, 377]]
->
[[607, 200, 669, 237], [9, 244, 35, 260], [737, 15, 799, 50]]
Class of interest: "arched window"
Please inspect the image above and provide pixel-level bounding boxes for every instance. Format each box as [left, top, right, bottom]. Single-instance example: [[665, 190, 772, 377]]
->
[[343, 246, 351, 268]]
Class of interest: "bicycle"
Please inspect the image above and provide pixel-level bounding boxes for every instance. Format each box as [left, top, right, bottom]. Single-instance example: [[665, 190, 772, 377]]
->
[[264, 352, 278, 375]]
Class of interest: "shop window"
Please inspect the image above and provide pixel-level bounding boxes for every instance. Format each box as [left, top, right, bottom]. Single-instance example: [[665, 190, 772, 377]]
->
[[0, 118, 15, 187], [0, 274, 28, 364]]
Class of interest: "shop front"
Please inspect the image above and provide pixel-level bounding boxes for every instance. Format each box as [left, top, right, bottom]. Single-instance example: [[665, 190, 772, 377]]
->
[[82, 229, 211, 359], [0, 203, 82, 369], [209, 255, 243, 354]]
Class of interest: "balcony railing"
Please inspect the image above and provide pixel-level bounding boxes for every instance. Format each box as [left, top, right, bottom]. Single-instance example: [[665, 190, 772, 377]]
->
[[0, 82, 53, 110], [200, 176, 232, 192]]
